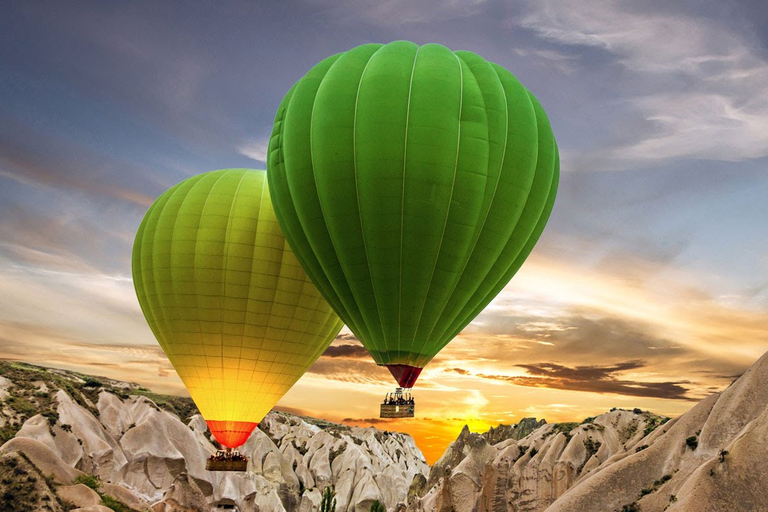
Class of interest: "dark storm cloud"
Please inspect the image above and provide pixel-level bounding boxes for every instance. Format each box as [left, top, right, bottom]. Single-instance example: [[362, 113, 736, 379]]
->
[[519, 361, 645, 380], [334, 332, 363, 343], [322, 344, 370, 359], [477, 361, 695, 401]]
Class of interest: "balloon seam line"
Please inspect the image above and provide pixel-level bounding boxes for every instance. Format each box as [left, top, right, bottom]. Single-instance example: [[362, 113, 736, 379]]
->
[[398, 46, 420, 364], [192, 171, 230, 420], [411, 51, 464, 361], [221, 170, 248, 422], [424, 58, 509, 346], [351, 48, 388, 357]]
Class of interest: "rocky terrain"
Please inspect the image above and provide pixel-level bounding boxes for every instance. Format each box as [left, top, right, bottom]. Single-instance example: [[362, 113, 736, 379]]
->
[[0, 361, 428, 511], [3, 349, 768, 512], [407, 350, 768, 512]]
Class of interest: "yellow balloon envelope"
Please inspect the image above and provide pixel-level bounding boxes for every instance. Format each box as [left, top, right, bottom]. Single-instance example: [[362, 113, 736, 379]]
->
[[132, 169, 343, 448]]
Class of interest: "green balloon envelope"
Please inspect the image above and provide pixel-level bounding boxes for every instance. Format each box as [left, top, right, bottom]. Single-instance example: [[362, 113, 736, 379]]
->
[[132, 169, 342, 447], [267, 41, 559, 388]]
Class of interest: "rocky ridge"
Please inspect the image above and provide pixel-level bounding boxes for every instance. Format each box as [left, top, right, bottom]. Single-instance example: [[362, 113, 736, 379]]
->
[[3, 350, 768, 512], [0, 361, 428, 511], [408, 351, 768, 512]]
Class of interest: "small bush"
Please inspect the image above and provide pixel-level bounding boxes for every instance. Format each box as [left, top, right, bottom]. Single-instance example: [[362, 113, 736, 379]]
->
[[83, 377, 102, 388], [584, 437, 602, 459], [685, 436, 698, 450], [719, 450, 728, 462], [75, 474, 100, 491], [320, 486, 336, 512], [370, 500, 386, 512], [100, 494, 133, 512]]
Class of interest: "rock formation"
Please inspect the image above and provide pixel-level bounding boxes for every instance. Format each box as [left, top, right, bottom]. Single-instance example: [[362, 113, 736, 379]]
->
[[409, 352, 768, 512], [0, 361, 428, 511], [3, 351, 768, 511]]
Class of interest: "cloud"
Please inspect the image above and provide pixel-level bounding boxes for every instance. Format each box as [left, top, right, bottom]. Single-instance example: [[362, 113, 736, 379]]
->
[[444, 367, 471, 376], [322, 344, 370, 359], [516, 0, 768, 167], [480, 360, 695, 401], [0, 134, 156, 207], [311, 0, 489, 26], [512, 47, 580, 75], [306, 358, 393, 385], [238, 139, 270, 163]]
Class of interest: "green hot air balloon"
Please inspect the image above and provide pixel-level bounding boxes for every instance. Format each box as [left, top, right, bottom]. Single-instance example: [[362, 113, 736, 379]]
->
[[267, 42, 559, 404], [132, 169, 343, 460]]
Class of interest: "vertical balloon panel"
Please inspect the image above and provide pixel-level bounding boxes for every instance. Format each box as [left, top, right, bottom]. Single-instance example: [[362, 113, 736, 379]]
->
[[133, 169, 343, 448]]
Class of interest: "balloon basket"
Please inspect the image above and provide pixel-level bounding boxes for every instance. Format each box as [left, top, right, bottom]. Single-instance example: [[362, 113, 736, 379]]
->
[[206, 449, 248, 472], [380, 387, 415, 418]]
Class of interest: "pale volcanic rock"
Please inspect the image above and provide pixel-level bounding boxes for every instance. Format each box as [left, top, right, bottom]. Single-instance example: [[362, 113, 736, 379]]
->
[[70, 506, 114, 512], [0, 436, 83, 484], [97, 392, 159, 439], [0, 375, 11, 400], [239, 474, 287, 512], [150, 472, 208, 512], [298, 487, 323, 512], [56, 390, 129, 478], [57, 483, 101, 508], [411, 411, 673, 512], [411, 351, 768, 512], [100, 481, 152, 511]]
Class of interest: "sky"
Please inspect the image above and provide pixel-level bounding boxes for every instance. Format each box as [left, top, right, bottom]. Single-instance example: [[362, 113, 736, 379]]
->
[[1, 0, 767, 464]]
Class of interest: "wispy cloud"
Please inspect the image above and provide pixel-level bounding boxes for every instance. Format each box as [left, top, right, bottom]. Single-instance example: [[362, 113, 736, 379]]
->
[[517, 0, 768, 168], [481, 361, 694, 401], [322, 344, 370, 359], [311, 0, 489, 26], [238, 139, 270, 163]]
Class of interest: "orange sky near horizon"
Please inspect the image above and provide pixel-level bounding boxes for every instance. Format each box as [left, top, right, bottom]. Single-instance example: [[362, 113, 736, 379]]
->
[[4, 0, 768, 469], [3, 253, 765, 465]]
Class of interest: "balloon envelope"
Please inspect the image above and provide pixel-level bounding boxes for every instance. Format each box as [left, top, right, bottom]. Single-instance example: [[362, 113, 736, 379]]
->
[[267, 42, 559, 387], [132, 169, 343, 447]]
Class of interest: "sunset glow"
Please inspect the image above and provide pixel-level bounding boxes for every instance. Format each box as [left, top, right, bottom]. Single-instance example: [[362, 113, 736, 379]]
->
[[2, 1, 767, 465]]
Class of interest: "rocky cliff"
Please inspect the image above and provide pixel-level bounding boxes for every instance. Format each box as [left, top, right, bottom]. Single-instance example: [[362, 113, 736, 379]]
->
[[3, 349, 768, 512], [0, 361, 428, 512], [408, 351, 768, 512]]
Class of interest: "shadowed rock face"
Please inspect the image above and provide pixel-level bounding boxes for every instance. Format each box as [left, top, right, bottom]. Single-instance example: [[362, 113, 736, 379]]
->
[[0, 361, 429, 512], [408, 351, 768, 512], [482, 418, 547, 445]]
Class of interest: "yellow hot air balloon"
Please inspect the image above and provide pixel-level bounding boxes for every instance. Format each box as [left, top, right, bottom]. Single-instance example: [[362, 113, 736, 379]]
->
[[132, 169, 342, 462]]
